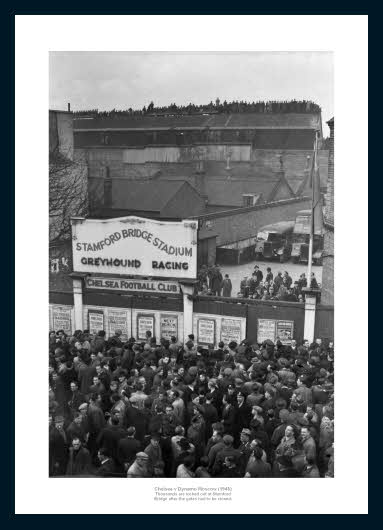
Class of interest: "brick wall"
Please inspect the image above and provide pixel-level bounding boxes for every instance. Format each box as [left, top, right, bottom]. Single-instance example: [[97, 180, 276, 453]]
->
[[322, 229, 334, 305], [201, 198, 311, 246]]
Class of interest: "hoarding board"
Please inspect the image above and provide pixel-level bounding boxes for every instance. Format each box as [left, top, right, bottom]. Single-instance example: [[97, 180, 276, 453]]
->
[[276, 320, 294, 345], [71, 216, 197, 279], [137, 314, 155, 340], [88, 310, 104, 335], [257, 319, 295, 344], [160, 314, 178, 341], [197, 318, 216, 346], [220, 318, 242, 345], [52, 306, 72, 334], [257, 319, 277, 343], [107, 309, 129, 341]]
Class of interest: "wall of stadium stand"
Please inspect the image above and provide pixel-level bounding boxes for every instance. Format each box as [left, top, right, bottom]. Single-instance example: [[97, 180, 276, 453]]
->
[[49, 289, 333, 347], [49, 274, 334, 347], [196, 196, 312, 248], [75, 148, 329, 191]]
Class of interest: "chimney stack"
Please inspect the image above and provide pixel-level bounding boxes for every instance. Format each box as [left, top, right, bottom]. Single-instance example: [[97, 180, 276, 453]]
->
[[67, 102, 71, 112]]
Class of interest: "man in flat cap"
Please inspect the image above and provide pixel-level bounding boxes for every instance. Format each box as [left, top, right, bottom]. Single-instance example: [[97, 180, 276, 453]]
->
[[127, 452, 152, 478]]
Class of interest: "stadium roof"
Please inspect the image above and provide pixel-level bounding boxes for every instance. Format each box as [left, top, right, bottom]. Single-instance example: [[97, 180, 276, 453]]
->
[[111, 179, 196, 211], [73, 113, 321, 131]]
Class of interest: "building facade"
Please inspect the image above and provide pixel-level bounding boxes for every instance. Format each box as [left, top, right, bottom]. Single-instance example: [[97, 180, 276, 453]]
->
[[321, 118, 334, 305]]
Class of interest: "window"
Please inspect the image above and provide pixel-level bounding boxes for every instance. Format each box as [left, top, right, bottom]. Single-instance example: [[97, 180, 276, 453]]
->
[[243, 194, 256, 207]]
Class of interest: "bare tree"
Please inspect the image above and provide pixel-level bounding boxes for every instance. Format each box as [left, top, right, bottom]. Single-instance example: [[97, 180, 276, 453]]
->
[[49, 148, 88, 244]]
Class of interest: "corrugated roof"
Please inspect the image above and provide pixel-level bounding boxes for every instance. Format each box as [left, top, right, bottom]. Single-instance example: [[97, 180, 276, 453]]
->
[[111, 179, 186, 211], [204, 177, 281, 206], [73, 113, 320, 131]]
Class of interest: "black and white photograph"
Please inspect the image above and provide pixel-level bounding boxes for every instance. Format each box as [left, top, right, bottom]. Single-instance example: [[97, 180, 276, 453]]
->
[[15, 14, 368, 515], [48, 50, 334, 480]]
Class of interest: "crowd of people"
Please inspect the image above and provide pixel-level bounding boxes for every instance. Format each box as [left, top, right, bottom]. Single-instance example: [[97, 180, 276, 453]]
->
[[197, 264, 320, 302], [49, 328, 334, 478], [73, 99, 321, 119]]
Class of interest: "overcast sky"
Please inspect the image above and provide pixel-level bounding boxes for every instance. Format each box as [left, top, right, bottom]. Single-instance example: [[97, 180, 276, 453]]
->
[[50, 51, 334, 132]]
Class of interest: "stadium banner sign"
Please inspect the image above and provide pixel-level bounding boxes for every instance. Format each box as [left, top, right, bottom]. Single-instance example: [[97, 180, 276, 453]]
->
[[71, 216, 197, 279], [85, 276, 180, 294]]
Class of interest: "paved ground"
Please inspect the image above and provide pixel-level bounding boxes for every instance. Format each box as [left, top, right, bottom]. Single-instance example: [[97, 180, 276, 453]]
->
[[219, 259, 323, 296]]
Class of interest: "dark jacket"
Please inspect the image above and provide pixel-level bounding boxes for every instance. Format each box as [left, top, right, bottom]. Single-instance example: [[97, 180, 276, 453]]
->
[[66, 446, 92, 476], [222, 404, 236, 433], [94, 458, 117, 477], [97, 425, 127, 460], [124, 406, 148, 442], [212, 446, 242, 476], [118, 437, 142, 466], [49, 426, 68, 476], [222, 279, 232, 297], [235, 403, 252, 432], [246, 458, 272, 477]]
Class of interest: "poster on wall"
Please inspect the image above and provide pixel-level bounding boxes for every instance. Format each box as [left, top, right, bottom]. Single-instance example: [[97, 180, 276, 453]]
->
[[276, 320, 294, 345], [220, 318, 242, 345], [137, 314, 155, 340], [88, 310, 105, 336], [160, 314, 178, 341], [257, 319, 276, 344], [52, 306, 72, 334], [108, 309, 129, 341], [197, 318, 216, 346]]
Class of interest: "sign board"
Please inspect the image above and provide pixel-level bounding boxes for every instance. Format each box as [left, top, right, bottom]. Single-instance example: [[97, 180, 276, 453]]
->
[[257, 319, 295, 345], [88, 310, 104, 336], [276, 320, 294, 345], [220, 318, 242, 345], [71, 216, 197, 279], [257, 319, 277, 344], [85, 277, 179, 295], [160, 314, 178, 341], [107, 309, 129, 341], [52, 306, 72, 334], [137, 314, 155, 340], [197, 318, 216, 346]]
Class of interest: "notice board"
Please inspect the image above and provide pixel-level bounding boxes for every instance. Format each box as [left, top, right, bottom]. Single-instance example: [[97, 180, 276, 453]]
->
[[52, 306, 72, 334], [220, 318, 242, 345], [137, 314, 155, 340], [88, 309, 105, 336], [276, 320, 294, 345], [257, 318, 294, 345], [197, 318, 216, 346], [108, 309, 129, 341], [160, 314, 178, 341]]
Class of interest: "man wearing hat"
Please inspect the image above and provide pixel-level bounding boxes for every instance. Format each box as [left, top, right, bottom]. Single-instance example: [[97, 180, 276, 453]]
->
[[49, 415, 69, 476], [127, 452, 152, 478]]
